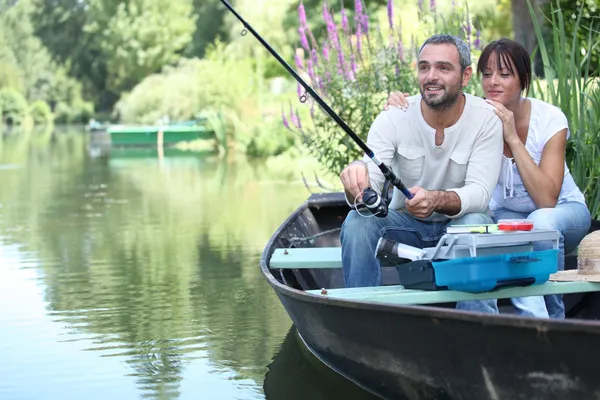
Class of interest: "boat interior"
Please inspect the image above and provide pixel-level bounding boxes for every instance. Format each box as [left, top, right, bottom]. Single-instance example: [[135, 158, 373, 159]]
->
[[265, 194, 600, 320]]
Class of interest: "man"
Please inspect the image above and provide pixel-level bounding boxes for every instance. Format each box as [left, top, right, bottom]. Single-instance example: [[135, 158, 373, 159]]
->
[[339, 34, 503, 313]]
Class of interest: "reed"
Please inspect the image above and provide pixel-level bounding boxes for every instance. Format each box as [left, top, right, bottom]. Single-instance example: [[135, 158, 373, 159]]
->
[[527, 0, 600, 217]]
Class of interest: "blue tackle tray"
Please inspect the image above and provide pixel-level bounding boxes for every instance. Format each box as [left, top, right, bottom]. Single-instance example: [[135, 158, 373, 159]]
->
[[432, 249, 559, 292]]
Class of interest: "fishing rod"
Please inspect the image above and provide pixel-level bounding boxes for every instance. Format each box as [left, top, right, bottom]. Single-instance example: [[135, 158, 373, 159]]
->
[[219, 0, 413, 216]]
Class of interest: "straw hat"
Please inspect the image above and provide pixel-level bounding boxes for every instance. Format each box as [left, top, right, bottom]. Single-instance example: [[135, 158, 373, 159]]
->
[[551, 231, 600, 282]]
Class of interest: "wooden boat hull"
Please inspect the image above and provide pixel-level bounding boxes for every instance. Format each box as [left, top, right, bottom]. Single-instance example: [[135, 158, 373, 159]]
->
[[261, 193, 600, 400]]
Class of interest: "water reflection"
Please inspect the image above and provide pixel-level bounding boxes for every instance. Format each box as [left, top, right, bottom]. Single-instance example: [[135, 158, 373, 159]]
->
[[0, 129, 299, 399], [0, 128, 371, 400], [264, 328, 381, 400]]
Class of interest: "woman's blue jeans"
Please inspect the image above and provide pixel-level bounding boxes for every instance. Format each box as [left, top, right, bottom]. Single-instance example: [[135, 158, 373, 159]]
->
[[491, 202, 591, 318], [340, 209, 498, 314]]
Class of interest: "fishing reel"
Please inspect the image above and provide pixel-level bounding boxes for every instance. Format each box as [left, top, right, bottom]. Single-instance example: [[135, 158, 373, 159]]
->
[[360, 178, 393, 218]]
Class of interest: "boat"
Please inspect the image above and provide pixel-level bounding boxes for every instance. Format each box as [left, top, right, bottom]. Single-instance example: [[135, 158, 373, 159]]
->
[[260, 192, 600, 400], [107, 124, 214, 146], [85, 119, 110, 133]]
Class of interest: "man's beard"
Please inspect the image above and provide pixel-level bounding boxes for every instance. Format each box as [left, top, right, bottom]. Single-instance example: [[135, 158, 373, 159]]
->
[[420, 81, 462, 110]]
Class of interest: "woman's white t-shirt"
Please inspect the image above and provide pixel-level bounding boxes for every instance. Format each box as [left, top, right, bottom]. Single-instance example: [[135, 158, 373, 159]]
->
[[490, 97, 586, 213]]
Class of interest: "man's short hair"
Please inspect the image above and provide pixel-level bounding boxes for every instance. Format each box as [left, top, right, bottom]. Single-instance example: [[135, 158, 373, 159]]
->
[[419, 34, 471, 72]]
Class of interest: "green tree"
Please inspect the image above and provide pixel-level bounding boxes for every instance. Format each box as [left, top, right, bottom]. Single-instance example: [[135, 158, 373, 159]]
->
[[31, 0, 195, 110], [86, 0, 196, 93], [0, 88, 29, 125], [30, 0, 114, 108], [0, 0, 91, 121], [184, 0, 231, 58]]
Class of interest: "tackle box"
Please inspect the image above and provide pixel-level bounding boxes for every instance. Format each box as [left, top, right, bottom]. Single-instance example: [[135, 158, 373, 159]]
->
[[376, 229, 560, 293]]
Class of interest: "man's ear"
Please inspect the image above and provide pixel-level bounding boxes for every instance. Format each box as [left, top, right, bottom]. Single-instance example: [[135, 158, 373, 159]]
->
[[461, 66, 473, 87]]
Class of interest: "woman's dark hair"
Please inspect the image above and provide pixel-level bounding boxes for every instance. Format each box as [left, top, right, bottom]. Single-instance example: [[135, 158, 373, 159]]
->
[[477, 38, 531, 94]]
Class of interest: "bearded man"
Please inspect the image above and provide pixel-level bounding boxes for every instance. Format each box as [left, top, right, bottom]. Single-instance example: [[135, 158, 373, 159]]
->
[[339, 34, 503, 313]]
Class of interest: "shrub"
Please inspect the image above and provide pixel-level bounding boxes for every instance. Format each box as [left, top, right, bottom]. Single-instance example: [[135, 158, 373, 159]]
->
[[114, 58, 202, 124], [282, 0, 484, 175], [0, 88, 29, 125], [53, 99, 94, 124], [527, 0, 600, 217], [30, 100, 53, 126]]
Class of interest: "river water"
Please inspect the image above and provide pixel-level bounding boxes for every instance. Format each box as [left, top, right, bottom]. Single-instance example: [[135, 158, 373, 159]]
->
[[0, 128, 378, 400]]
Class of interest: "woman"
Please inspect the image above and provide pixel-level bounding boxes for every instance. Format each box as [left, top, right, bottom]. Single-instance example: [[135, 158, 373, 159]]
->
[[385, 38, 591, 318]]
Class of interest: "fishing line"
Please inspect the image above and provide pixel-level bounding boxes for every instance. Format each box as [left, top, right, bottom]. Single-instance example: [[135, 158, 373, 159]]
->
[[219, 0, 414, 217]]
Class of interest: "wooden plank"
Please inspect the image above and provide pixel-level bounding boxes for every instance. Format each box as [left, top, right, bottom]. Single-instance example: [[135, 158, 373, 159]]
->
[[270, 247, 342, 269], [306, 281, 600, 305]]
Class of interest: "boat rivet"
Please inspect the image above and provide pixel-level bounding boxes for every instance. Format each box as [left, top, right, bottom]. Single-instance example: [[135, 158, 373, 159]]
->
[[320, 288, 328, 295]]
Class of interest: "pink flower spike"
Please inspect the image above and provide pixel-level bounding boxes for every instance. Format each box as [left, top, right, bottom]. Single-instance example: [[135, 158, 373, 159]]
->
[[298, 3, 308, 27], [341, 9, 350, 35], [289, 102, 299, 128], [387, 0, 394, 31], [299, 27, 310, 51], [281, 107, 290, 130]]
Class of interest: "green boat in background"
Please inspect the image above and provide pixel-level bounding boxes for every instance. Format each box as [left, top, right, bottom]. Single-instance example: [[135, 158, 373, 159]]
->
[[107, 124, 215, 146]]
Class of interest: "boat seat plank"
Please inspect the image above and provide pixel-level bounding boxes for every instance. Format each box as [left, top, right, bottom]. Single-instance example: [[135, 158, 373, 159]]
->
[[270, 247, 342, 269], [306, 281, 600, 305], [270, 246, 578, 270]]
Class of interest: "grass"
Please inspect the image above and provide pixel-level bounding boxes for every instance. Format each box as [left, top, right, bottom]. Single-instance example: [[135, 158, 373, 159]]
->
[[527, 0, 600, 218]]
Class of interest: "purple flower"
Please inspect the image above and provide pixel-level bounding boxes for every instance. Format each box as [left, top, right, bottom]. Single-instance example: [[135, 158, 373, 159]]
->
[[341, 8, 350, 35], [326, 14, 340, 51], [350, 53, 357, 77], [418, 0, 423, 13], [307, 59, 315, 82], [354, 0, 363, 17], [298, 3, 307, 27], [290, 102, 299, 128], [337, 46, 347, 78], [316, 76, 325, 93], [297, 82, 303, 99], [299, 27, 310, 51], [429, 0, 436, 13], [361, 13, 369, 33], [354, 0, 369, 33], [282, 107, 290, 130], [463, 22, 472, 35], [463, 22, 472, 49], [322, 1, 332, 26], [397, 38, 404, 61], [355, 23, 362, 57], [311, 49, 319, 67], [387, 0, 394, 31], [294, 51, 304, 70], [474, 30, 481, 50], [322, 43, 330, 61], [295, 109, 302, 129]]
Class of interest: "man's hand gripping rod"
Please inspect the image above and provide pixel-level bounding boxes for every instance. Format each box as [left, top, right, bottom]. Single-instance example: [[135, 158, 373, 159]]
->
[[219, 0, 413, 216]]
